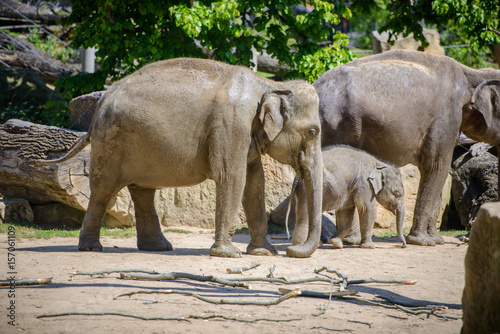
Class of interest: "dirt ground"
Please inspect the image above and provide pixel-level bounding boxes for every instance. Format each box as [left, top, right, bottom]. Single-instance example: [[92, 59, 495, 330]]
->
[[1, 227, 467, 334]]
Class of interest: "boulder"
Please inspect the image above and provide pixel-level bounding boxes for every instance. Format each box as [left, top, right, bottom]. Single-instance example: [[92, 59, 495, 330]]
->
[[69, 91, 105, 131], [451, 148, 498, 229], [461, 202, 500, 333], [0, 198, 34, 223], [372, 28, 445, 55]]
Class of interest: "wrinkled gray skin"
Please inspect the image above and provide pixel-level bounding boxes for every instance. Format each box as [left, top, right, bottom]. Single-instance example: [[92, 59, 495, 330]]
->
[[287, 146, 406, 249], [315, 50, 500, 246], [38, 58, 323, 258]]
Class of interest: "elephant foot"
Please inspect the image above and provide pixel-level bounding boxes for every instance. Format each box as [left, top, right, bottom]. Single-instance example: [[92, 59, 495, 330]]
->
[[286, 244, 318, 258], [359, 241, 375, 249], [78, 237, 103, 251], [210, 242, 242, 258], [247, 240, 278, 256], [343, 232, 361, 245], [406, 231, 436, 246], [329, 237, 343, 249], [137, 235, 173, 251], [428, 231, 445, 245]]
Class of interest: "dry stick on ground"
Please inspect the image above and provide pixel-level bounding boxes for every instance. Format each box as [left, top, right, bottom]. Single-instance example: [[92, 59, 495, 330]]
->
[[226, 262, 261, 274], [71, 270, 159, 278], [340, 296, 458, 320], [0, 278, 52, 286], [119, 272, 250, 289], [314, 267, 418, 286], [310, 326, 353, 332], [348, 319, 373, 328], [225, 276, 337, 284], [37, 312, 301, 323], [278, 288, 358, 298], [37, 312, 189, 322], [315, 267, 348, 290], [113, 287, 302, 306]]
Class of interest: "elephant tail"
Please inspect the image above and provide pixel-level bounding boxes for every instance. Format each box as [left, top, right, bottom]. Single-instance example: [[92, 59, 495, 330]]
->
[[30, 131, 91, 166], [285, 177, 299, 239]]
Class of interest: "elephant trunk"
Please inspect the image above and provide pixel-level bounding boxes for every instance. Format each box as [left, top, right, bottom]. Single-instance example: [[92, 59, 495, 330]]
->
[[286, 145, 323, 258], [284, 177, 299, 240], [396, 204, 407, 248]]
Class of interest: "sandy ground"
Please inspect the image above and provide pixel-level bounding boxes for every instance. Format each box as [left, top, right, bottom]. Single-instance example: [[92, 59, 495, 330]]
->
[[0, 227, 467, 334]]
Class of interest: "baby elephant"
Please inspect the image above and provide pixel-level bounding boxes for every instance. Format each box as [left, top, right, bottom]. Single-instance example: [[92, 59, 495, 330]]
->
[[286, 145, 407, 249]]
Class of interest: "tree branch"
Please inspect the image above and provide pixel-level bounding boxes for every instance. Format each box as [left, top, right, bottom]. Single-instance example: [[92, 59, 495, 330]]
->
[[226, 262, 261, 274], [37, 312, 301, 323], [119, 272, 250, 289], [0, 278, 52, 286], [113, 288, 302, 306]]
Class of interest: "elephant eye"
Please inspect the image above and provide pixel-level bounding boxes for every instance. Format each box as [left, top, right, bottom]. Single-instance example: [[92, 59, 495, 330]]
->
[[308, 128, 317, 137]]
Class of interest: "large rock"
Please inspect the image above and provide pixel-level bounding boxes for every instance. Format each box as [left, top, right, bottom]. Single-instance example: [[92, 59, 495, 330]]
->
[[461, 202, 500, 333], [0, 198, 34, 223], [69, 91, 105, 131], [372, 29, 445, 55], [451, 148, 498, 229]]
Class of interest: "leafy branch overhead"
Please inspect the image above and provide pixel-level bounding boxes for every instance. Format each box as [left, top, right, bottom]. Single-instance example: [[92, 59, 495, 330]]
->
[[61, 0, 356, 92], [377, 0, 500, 50]]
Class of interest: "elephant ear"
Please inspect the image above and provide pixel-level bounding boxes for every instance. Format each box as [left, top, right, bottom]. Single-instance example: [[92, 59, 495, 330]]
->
[[470, 80, 500, 129], [258, 90, 293, 141], [368, 166, 386, 196]]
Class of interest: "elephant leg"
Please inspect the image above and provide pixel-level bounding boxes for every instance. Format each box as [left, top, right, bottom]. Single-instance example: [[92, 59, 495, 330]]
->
[[358, 203, 376, 249], [209, 170, 247, 258], [78, 180, 120, 251], [128, 186, 172, 251], [330, 206, 356, 249], [406, 165, 449, 246], [243, 159, 278, 255], [343, 211, 361, 245], [291, 182, 308, 245]]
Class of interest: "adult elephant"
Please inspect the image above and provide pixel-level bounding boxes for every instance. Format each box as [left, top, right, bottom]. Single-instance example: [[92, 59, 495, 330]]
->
[[37, 58, 323, 258], [314, 50, 500, 246]]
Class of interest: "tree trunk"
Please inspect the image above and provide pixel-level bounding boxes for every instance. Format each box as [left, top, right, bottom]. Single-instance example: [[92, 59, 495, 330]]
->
[[0, 119, 135, 227], [0, 119, 90, 208], [493, 45, 500, 68]]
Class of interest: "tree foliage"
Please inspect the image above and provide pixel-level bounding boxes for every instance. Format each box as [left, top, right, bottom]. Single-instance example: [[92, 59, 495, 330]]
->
[[377, 0, 500, 51], [60, 0, 355, 94]]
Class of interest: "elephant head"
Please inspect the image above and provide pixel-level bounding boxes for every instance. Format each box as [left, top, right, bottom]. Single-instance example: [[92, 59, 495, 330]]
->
[[368, 166, 407, 247], [256, 84, 323, 258], [462, 80, 500, 145], [462, 79, 500, 200]]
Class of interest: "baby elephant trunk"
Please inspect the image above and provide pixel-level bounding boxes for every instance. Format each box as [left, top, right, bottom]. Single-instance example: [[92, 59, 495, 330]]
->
[[396, 205, 407, 248]]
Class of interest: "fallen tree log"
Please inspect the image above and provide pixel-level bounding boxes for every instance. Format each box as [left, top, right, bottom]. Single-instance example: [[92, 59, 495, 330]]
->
[[0, 119, 134, 227], [0, 32, 79, 82]]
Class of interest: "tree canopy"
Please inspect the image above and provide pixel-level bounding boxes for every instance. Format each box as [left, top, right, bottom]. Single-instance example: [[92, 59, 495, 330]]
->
[[383, 0, 499, 48], [60, 0, 356, 94]]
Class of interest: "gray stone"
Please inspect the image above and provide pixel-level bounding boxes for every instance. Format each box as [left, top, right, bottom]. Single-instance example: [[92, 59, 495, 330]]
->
[[461, 202, 500, 333], [451, 149, 498, 229], [0, 198, 34, 223], [372, 29, 445, 56], [69, 91, 105, 131]]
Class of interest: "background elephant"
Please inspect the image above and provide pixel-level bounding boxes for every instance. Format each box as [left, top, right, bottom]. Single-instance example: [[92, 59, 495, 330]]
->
[[37, 58, 323, 258], [287, 146, 406, 249], [315, 50, 500, 246]]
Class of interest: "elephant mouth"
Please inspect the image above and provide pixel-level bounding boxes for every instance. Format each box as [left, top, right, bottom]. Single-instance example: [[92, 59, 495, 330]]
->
[[294, 150, 308, 180]]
